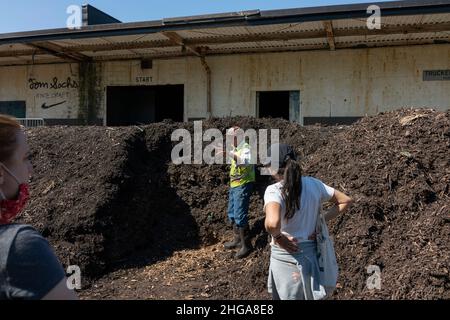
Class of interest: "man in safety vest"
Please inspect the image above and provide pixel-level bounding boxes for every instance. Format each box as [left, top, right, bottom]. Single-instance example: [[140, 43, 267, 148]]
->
[[223, 126, 255, 259]]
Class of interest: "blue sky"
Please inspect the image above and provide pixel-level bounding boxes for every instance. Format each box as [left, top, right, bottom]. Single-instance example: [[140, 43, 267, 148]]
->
[[0, 0, 389, 34]]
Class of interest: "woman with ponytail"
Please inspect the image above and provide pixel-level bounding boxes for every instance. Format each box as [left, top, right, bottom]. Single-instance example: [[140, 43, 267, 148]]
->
[[0, 114, 77, 300], [263, 143, 352, 300]]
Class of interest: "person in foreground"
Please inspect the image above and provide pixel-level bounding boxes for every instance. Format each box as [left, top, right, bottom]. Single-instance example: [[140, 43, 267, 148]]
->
[[0, 114, 78, 300], [263, 143, 352, 300]]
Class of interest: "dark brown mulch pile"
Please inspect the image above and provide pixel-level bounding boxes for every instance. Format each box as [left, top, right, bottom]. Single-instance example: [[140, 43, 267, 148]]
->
[[305, 109, 450, 299], [23, 124, 199, 279], [22, 109, 449, 299]]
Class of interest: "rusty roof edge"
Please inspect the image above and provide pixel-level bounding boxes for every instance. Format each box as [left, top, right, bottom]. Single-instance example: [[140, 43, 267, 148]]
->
[[259, 0, 450, 17], [162, 10, 261, 24], [1, 0, 450, 45]]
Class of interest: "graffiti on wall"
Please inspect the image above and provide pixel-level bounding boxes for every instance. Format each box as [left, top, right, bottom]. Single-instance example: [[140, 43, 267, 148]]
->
[[29, 77, 79, 90], [28, 77, 78, 117], [41, 101, 67, 109]]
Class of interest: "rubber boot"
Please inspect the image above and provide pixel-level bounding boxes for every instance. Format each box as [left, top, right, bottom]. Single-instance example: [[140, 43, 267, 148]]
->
[[224, 224, 241, 249], [235, 226, 253, 259]]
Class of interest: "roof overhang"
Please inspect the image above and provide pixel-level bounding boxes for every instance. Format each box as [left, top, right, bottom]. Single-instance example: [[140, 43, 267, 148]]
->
[[0, 0, 449, 66]]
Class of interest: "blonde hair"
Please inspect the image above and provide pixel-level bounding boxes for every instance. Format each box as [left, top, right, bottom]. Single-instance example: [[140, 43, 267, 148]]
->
[[0, 115, 21, 162]]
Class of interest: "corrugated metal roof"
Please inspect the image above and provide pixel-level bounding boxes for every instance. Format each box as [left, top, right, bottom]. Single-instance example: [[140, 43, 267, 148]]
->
[[130, 47, 180, 54], [332, 12, 450, 28], [337, 31, 450, 43], [208, 38, 327, 50], [381, 12, 450, 24], [0, 0, 449, 65], [0, 43, 32, 51], [50, 38, 111, 46], [28, 54, 59, 60], [176, 21, 325, 40], [101, 34, 167, 43]]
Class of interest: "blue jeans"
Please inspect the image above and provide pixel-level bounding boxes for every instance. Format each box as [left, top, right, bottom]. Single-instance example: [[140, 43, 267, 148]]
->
[[227, 182, 253, 227]]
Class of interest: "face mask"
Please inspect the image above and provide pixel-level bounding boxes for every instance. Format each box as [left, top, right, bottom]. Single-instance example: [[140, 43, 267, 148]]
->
[[0, 163, 30, 225]]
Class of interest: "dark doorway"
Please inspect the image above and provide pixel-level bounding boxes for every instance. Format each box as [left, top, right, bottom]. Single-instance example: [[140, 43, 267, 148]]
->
[[257, 91, 290, 120], [0, 101, 26, 118], [257, 91, 301, 123], [107, 85, 184, 126]]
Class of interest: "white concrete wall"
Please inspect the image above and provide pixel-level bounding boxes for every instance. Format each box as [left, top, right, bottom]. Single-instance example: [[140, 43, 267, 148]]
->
[[204, 45, 450, 121], [0, 44, 448, 124], [100, 59, 188, 123], [0, 63, 79, 119]]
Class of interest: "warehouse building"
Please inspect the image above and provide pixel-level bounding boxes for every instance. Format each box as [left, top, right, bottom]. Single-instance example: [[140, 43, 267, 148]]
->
[[0, 0, 449, 126]]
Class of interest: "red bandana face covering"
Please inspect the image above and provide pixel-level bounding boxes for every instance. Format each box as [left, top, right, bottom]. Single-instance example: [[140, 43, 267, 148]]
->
[[0, 163, 30, 225]]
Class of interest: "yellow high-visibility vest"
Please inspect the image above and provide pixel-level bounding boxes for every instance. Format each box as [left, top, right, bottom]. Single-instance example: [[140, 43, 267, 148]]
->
[[229, 142, 255, 188]]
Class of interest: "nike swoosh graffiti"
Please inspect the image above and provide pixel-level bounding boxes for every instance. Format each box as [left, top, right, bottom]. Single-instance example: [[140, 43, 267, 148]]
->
[[41, 101, 66, 109]]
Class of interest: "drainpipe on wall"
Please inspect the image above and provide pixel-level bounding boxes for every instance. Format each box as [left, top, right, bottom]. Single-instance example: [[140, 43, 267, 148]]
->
[[200, 56, 212, 119], [78, 62, 102, 125]]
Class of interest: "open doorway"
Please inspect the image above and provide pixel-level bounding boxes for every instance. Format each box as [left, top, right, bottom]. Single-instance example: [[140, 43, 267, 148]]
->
[[257, 90, 301, 124], [107, 85, 184, 126]]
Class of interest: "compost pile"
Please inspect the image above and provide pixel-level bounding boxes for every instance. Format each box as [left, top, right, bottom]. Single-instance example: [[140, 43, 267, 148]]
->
[[22, 109, 449, 299], [23, 125, 167, 277], [311, 109, 450, 299]]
